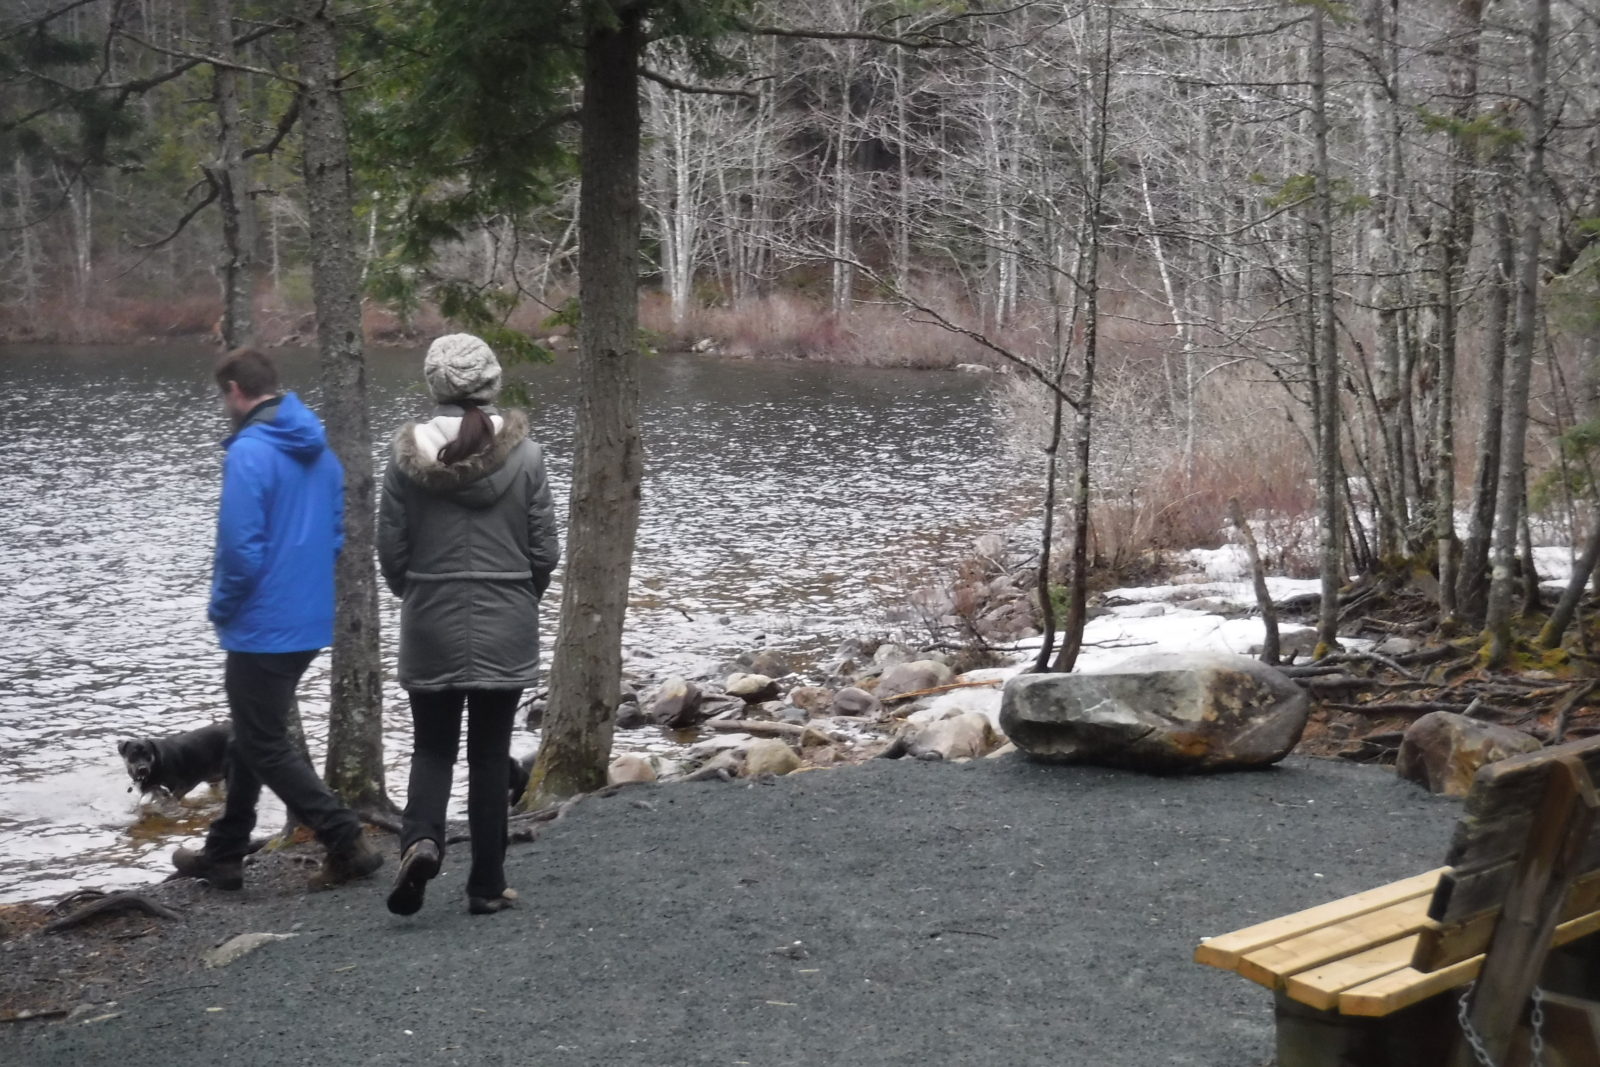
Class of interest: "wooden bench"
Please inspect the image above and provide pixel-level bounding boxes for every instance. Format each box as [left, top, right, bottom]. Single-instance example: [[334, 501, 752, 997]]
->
[[1197, 736, 1600, 1066]]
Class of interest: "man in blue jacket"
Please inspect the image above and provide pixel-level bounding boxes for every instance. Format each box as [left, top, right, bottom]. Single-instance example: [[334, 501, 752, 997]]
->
[[172, 348, 382, 891]]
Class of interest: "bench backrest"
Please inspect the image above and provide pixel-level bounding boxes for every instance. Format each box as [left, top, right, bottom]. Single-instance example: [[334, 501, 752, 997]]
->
[[1414, 734, 1600, 972]]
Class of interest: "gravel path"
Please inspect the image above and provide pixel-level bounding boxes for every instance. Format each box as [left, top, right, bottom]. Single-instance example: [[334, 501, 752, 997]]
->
[[3, 755, 1460, 1067]]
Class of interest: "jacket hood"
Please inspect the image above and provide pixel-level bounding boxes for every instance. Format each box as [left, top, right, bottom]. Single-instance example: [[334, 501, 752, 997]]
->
[[225, 392, 328, 463], [391, 407, 530, 508]]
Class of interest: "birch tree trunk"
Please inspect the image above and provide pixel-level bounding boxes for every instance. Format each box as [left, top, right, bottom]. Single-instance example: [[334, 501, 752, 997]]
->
[[294, 0, 388, 810], [1311, 9, 1345, 655], [1484, 0, 1553, 668], [526, 9, 645, 806]]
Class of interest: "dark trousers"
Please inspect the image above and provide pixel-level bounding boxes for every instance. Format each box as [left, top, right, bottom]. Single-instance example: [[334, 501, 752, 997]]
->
[[206, 650, 363, 861], [401, 689, 519, 899]]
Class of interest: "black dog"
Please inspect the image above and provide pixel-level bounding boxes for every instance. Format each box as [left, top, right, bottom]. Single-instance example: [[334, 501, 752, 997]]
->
[[118, 722, 233, 800], [508, 753, 536, 807]]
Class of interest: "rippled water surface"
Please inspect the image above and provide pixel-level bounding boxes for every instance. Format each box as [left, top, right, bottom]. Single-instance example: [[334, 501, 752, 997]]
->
[[0, 344, 1025, 902]]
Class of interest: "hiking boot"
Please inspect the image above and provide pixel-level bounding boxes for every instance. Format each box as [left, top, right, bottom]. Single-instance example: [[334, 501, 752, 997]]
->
[[468, 887, 518, 916], [309, 832, 384, 890], [171, 846, 243, 891], [385, 840, 442, 916]]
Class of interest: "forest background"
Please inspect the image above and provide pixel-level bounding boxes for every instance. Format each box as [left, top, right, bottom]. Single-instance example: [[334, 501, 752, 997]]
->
[[5, 0, 1600, 800]]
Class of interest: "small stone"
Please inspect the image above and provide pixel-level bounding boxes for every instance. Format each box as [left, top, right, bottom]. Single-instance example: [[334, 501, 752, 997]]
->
[[744, 739, 801, 777], [748, 650, 792, 678], [881, 712, 1003, 761], [875, 660, 954, 701], [787, 686, 835, 717], [607, 754, 657, 786], [649, 676, 705, 728], [832, 687, 881, 718], [204, 932, 297, 969], [614, 701, 649, 730], [726, 673, 781, 703]]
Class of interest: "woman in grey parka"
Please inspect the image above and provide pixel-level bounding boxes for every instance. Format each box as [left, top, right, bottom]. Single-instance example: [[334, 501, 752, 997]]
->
[[378, 333, 560, 916]]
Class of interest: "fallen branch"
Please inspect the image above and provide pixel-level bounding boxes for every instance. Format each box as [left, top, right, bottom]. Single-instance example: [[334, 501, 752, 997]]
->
[[1321, 701, 1471, 716], [1322, 700, 1520, 719], [704, 720, 840, 745], [879, 679, 1002, 705], [359, 809, 402, 834], [43, 892, 182, 933], [1547, 680, 1599, 745]]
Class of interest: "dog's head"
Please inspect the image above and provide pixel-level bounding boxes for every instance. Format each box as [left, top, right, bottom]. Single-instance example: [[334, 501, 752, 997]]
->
[[118, 738, 162, 794]]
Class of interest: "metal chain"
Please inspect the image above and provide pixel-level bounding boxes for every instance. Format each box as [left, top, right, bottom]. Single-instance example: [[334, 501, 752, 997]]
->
[[1455, 982, 1547, 1067], [1529, 987, 1546, 1067]]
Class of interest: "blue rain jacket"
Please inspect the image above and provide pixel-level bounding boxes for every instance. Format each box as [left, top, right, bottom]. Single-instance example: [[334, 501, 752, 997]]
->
[[208, 392, 345, 652]]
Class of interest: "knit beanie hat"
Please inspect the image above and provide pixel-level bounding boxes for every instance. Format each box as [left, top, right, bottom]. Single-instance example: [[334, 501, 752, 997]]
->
[[423, 333, 502, 404]]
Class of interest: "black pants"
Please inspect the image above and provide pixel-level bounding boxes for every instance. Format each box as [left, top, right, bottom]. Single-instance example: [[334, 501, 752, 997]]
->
[[401, 689, 519, 899], [206, 650, 363, 861]]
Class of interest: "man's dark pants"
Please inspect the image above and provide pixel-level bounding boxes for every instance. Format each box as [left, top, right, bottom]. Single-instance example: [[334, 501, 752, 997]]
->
[[205, 650, 363, 860]]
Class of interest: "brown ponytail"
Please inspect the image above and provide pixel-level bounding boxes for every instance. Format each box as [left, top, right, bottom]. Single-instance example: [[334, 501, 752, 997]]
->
[[437, 402, 496, 465]]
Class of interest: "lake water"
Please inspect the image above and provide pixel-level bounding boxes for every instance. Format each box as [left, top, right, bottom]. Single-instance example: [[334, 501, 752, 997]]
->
[[0, 344, 1027, 903]]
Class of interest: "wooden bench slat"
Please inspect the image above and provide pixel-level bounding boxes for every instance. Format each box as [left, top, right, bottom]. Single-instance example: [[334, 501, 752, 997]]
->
[[1238, 895, 1436, 989], [1338, 905, 1600, 1017], [1415, 868, 1600, 971], [1283, 934, 1422, 1010], [1432, 833, 1600, 924], [1193, 868, 1443, 974]]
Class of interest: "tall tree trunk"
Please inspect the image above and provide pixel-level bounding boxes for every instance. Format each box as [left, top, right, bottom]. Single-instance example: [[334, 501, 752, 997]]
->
[[14, 155, 39, 318], [830, 59, 854, 317], [294, 0, 388, 810], [1434, 0, 1485, 625], [1539, 507, 1600, 648], [894, 47, 911, 292], [209, 0, 257, 349], [526, 10, 645, 807], [1051, 3, 1113, 674], [1484, 0, 1552, 669], [1456, 193, 1515, 623], [1311, 9, 1345, 655]]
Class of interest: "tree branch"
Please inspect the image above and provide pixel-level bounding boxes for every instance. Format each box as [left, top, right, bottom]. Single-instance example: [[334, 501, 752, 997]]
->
[[243, 94, 301, 159], [131, 175, 220, 250], [114, 27, 300, 86], [639, 67, 756, 99], [733, 17, 964, 48]]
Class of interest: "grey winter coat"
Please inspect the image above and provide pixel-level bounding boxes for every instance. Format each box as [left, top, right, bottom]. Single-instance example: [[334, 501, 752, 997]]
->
[[377, 407, 561, 692]]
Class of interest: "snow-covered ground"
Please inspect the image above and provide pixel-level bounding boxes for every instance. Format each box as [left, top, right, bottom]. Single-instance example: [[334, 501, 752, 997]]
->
[[905, 539, 1584, 733]]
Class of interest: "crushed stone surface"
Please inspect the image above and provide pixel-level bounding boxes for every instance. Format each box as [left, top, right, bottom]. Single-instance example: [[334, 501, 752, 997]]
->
[[1, 755, 1460, 1066]]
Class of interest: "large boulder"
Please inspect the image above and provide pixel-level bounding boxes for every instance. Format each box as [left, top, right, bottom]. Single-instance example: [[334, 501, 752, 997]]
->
[[649, 676, 705, 728], [999, 652, 1309, 772], [875, 660, 954, 701], [1396, 712, 1542, 796]]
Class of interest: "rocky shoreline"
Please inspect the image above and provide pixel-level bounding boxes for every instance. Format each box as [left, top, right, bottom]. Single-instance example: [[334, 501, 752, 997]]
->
[[4, 528, 1585, 1031]]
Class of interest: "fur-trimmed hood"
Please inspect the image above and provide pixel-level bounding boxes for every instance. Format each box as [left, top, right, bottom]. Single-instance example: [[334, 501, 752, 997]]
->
[[391, 407, 532, 507]]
